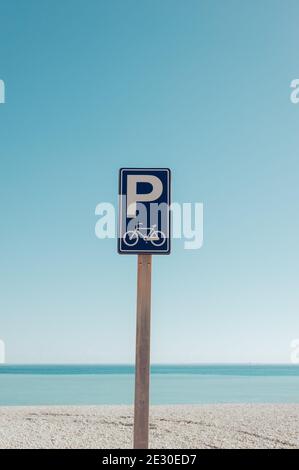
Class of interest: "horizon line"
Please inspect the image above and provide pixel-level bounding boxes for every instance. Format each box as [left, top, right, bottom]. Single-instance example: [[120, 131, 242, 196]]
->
[[0, 362, 297, 366]]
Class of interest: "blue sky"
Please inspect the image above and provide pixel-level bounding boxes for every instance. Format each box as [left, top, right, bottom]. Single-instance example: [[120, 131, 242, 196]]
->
[[0, 0, 298, 363]]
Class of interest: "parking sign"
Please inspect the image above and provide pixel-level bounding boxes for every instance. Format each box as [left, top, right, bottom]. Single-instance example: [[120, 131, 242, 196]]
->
[[118, 168, 171, 254]]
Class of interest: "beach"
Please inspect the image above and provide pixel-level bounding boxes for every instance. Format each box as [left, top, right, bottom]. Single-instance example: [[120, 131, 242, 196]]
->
[[0, 404, 298, 449]]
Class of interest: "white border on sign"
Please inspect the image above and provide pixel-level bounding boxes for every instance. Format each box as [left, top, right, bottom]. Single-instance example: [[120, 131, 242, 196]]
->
[[119, 168, 170, 253]]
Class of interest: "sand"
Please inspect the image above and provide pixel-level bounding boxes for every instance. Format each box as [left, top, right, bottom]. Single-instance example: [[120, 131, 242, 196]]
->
[[0, 404, 298, 449]]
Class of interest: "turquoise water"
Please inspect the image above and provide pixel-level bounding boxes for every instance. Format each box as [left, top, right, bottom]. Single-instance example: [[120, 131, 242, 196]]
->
[[0, 365, 299, 406]]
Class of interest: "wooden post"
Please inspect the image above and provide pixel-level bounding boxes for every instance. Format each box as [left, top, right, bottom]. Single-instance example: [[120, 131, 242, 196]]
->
[[133, 254, 152, 449]]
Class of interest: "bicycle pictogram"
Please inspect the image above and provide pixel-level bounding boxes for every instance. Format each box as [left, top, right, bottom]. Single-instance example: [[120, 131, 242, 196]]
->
[[123, 223, 166, 247]]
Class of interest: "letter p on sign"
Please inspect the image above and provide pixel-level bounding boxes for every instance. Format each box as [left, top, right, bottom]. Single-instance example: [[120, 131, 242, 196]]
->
[[118, 168, 171, 254]]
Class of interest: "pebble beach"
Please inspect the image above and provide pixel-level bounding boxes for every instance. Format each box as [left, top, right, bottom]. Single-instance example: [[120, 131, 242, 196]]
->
[[0, 404, 298, 449]]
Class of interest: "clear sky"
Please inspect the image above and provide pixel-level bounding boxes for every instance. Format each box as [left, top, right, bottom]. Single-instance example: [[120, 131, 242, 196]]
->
[[0, 0, 298, 363]]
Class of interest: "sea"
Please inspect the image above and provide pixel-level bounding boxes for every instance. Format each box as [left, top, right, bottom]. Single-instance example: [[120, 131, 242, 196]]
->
[[0, 364, 299, 406]]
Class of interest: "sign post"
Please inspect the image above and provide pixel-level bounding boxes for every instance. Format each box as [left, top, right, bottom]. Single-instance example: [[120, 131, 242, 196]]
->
[[118, 168, 171, 449], [134, 254, 152, 448]]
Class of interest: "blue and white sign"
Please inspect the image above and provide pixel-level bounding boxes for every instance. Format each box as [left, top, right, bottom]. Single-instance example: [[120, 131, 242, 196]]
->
[[118, 168, 171, 254]]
